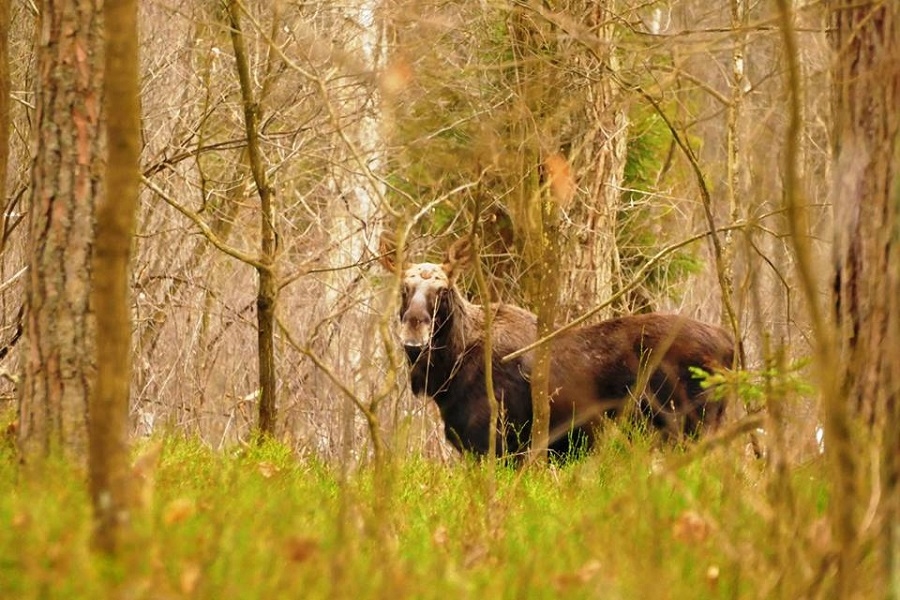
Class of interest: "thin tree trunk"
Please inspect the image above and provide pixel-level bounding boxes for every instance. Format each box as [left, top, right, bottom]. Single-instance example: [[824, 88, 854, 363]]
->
[[0, 0, 8, 208], [723, 0, 748, 345], [776, 3, 853, 595], [227, 0, 279, 438], [19, 0, 103, 464], [505, 8, 559, 464], [88, 0, 139, 555]]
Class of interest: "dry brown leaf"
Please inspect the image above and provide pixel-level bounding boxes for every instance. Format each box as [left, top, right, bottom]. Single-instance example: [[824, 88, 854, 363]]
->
[[807, 516, 832, 554], [553, 559, 602, 591], [543, 153, 576, 209], [257, 461, 281, 478], [574, 559, 602, 583], [11, 510, 29, 529], [284, 535, 319, 563], [4, 420, 17, 442], [162, 497, 196, 526], [706, 564, 720, 588], [381, 58, 413, 95], [432, 524, 448, 548], [672, 510, 710, 544], [180, 562, 202, 595]]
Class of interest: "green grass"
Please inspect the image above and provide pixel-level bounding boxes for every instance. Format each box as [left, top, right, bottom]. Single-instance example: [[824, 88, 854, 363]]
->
[[0, 432, 830, 600]]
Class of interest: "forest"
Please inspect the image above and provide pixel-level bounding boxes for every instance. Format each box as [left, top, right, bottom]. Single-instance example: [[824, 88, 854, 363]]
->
[[0, 0, 898, 598]]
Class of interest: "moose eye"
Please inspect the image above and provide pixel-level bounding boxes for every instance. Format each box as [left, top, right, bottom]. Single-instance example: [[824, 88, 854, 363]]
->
[[434, 287, 451, 307]]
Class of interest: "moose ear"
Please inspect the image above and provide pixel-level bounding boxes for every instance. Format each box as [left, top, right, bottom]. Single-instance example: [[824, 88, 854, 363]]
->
[[379, 231, 402, 273], [443, 237, 474, 281]]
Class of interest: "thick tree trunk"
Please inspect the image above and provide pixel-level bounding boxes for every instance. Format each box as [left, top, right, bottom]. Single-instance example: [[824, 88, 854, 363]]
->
[[19, 0, 103, 464], [828, 1, 900, 594], [830, 2, 900, 418], [89, 0, 139, 554], [563, 2, 627, 323]]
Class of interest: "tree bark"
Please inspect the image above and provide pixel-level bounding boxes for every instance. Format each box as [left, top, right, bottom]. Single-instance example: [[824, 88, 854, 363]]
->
[[563, 1, 627, 323], [89, 0, 139, 554], [0, 0, 9, 207], [227, 0, 279, 438], [830, 1, 900, 417], [828, 0, 900, 594], [19, 0, 103, 464]]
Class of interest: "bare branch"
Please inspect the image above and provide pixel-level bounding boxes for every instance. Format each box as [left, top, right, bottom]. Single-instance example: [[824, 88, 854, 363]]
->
[[142, 175, 271, 272]]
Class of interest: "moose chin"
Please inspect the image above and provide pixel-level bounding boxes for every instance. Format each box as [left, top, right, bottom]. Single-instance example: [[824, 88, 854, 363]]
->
[[383, 236, 735, 460]]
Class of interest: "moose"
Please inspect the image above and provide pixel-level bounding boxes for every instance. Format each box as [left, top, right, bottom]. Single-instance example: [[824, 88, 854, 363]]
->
[[383, 237, 735, 459]]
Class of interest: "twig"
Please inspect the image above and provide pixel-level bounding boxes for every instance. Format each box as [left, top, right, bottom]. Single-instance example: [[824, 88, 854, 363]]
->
[[636, 86, 742, 357], [141, 175, 272, 272], [276, 314, 384, 461], [0, 266, 26, 294]]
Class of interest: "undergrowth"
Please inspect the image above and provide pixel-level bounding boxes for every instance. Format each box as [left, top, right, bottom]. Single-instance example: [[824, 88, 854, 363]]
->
[[0, 430, 829, 599]]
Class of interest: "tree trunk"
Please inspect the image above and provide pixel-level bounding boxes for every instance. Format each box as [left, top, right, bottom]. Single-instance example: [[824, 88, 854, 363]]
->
[[19, 0, 103, 464], [505, 7, 560, 464], [830, 1, 900, 417], [563, 1, 627, 323], [828, 1, 900, 594], [0, 0, 8, 207], [89, 0, 139, 555], [227, 0, 279, 438]]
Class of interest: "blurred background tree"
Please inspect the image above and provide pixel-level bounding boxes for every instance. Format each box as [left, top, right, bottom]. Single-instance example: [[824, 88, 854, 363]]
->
[[88, 0, 142, 555], [825, 0, 900, 593]]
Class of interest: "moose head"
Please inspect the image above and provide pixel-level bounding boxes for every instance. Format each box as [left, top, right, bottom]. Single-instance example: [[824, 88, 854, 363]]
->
[[381, 235, 474, 360]]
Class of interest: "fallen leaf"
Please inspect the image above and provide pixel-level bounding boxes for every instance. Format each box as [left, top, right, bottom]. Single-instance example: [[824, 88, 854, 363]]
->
[[432, 524, 448, 548], [284, 535, 319, 563], [257, 461, 281, 478], [180, 562, 201, 595], [162, 498, 196, 526], [706, 564, 720, 588], [574, 559, 602, 583], [11, 510, 29, 529], [553, 559, 602, 591], [672, 510, 710, 544], [808, 516, 832, 553]]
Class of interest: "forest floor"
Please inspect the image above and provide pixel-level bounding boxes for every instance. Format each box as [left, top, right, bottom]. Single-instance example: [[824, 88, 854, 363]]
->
[[0, 423, 830, 599]]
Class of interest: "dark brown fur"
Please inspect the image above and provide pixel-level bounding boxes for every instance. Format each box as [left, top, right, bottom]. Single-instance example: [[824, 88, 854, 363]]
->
[[385, 239, 735, 459]]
